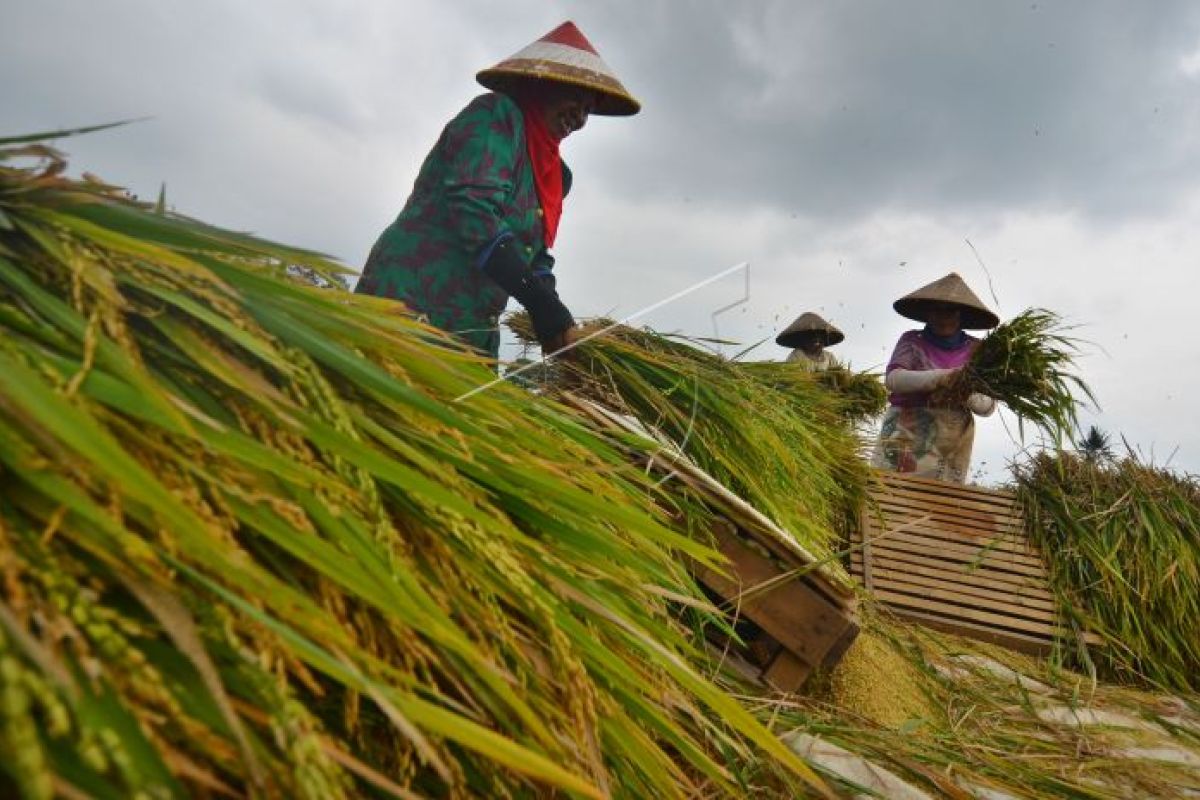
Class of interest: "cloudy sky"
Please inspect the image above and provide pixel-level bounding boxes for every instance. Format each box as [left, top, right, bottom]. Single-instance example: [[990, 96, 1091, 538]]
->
[[6, 1, 1200, 482]]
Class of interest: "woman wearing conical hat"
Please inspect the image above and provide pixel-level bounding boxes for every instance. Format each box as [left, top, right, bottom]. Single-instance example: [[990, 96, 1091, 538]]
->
[[356, 22, 639, 359], [872, 273, 999, 484], [776, 312, 843, 372]]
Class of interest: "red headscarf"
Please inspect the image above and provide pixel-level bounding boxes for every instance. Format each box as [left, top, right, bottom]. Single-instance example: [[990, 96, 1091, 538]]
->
[[516, 97, 563, 248]]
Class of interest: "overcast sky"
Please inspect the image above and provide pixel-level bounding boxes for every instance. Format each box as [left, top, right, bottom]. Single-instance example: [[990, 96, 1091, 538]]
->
[[6, 1, 1200, 483]]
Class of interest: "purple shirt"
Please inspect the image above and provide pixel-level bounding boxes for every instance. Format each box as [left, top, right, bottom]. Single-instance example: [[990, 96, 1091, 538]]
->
[[885, 329, 979, 407]]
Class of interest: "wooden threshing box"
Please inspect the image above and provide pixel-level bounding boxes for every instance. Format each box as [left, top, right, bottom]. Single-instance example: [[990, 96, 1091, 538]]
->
[[851, 470, 1073, 654], [693, 511, 859, 693], [562, 394, 860, 692]]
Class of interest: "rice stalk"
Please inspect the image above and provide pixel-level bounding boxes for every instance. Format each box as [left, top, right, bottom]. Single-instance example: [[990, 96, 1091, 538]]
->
[[740, 609, 1200, 799], [0, 136, 832, 797], [1015, 450, 1200, 692], [936, 308, 1095, 443], [508, 313, 870, 574]]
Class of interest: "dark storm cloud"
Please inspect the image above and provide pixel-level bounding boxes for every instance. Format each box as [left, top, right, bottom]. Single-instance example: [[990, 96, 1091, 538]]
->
[[582, 1, 1200, 221]]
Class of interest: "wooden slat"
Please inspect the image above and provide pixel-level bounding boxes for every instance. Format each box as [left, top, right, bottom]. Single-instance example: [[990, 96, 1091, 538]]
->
[[858, 529, 1045, 576], [867, 512, 1034, 556], [857, 507, 875, 593], [864, 539, 1047, 579], [697, 524, 859, 668], [761, 650, 811, 693], [873, 494, 1022, 532], [854, 471, 1110, 655], [869, 576, 1058, 623], [886, 608, 1055, 655], [867, 519, 1044, 566], [849, 554, 1054, 603], [851, 562, 1057, 612], [849, 548, 1050, 595], [873, 479, 1022, 515], [873, 471, 1017, 505], [872, 497, 1026, 538], [872, 588, 1062, 638], [872, 493, 1023, 524], [867, 527, 1045, 570]]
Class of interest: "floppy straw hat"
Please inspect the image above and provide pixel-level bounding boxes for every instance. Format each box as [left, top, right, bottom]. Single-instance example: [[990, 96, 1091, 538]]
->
[[476, 21, 641, 116], [893, 272, 999, 330], [775, 312, 845, 348]]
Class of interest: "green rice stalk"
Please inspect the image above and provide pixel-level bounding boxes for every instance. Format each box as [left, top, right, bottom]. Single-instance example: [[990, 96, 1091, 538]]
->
[[936, 308, 1095, 443], [738, 361, 887, 426], [508, 313, 870, 578], [1015, 450, 1200, 692], [0, 137, 832, 797]]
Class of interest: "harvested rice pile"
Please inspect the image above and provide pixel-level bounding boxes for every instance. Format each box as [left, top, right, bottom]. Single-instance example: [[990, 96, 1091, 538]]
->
[[508, 315, 870, 572], [1015, 450, 1200, 692], [0, 138, 829, 798], [738, 361, 887, 427], [807, 629, 938, 731]]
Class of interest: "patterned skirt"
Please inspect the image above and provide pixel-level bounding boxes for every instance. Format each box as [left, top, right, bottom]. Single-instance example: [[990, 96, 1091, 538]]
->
[[871, 405, 975, 484]]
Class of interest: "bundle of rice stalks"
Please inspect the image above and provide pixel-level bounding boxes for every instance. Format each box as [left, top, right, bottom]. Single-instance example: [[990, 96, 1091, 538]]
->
[[737, 361, 887, 426], [0, 137, 831, 797], [934, 308, 1094, 442], [744, 611, 1200, 799], [508, 314, 869, 575], [1015, 450, 1200, 692]]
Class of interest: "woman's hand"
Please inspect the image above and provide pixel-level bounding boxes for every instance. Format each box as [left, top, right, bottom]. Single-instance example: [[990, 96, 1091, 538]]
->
[[540, 326, 577, 360], [967, 392, 997, 417]]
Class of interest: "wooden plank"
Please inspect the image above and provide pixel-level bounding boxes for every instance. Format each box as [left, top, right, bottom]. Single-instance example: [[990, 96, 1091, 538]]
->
[[872, 470, 1018, 505], [886, 608, 1054, 655], [872, 528, 1045, 570], [868, 501, 1027, 544], [873, 521, 1035, 562], [869, 511, 1036, 556], [849, 554, 1055, 603], [849, 549, 1050, 595], [858, 506, 875, 593], [865, 507, 1021, 543], [876, 479, 1020, 513], [870, 576, 1059, 623], [650, 453, 857, 607], [761, 650, 811, 693], [863, 536, 1046, 578], [697, 526, 859, 668], [868, 484, 1017, 522], [821, 617, 862, 669], [864, 537, 1051, 575], [873, 523, 1044, 568], [853, 564, 1058, 612], [872, 588, 1062, 638], [870, 489, 1024, 528], [855, 470, 1111, 655]]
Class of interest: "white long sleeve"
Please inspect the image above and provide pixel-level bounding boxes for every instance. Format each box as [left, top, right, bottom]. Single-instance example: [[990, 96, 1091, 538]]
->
[[885, 368, 955, 394]]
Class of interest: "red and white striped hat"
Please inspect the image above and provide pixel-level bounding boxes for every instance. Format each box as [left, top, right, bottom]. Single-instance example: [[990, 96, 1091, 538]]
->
[[476, 21, 641, 116]]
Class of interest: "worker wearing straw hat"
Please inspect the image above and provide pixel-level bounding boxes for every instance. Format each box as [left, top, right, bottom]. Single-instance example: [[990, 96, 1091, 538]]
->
[[356, 22, 639, 359], [872, 272, 999, 484], [776, 312, 843, 371]]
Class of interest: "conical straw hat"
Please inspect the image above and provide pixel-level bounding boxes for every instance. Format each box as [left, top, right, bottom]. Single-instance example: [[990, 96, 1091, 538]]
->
[[775, 312, 845, 348], [477, 21, 641, 116], [892, 272, 999, 330]]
